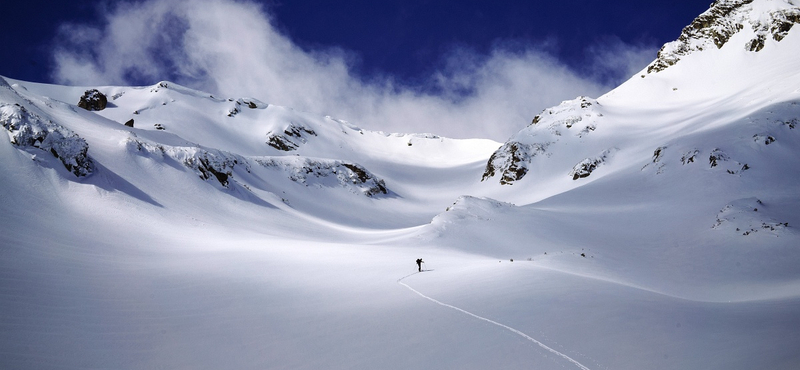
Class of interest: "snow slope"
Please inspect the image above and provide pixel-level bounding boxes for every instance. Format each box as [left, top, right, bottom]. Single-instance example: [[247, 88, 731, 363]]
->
[[2, 0, 800, 369]]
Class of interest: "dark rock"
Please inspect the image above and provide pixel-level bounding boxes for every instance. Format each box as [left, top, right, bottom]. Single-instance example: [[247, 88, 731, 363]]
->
[[258, 158, 389, 197], [569, 149, 614, 180], [648, 0, 754, 73], [652, 146, 666, 163], [571, 159, 601, 180], [709, 148, 728, 168], [190, 156, 234, 188], [266, 124, 317, 151], [284, 124, 316, 138], [267, 135, 297, 151], [341, 163, 388, 196], [771, 10, 800, 41], [746, 35, 766, 51], [482, 142, 547, 185], [124, 119, 134, 127], [77, 89, 108, 111], [681, 149, 699, 164]]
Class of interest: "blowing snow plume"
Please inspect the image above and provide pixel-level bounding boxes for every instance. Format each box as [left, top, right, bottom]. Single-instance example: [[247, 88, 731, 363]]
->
[[51, 0, 655, 141]]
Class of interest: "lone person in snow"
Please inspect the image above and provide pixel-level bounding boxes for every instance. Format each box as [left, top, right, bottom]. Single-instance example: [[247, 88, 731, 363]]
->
[[416, 258, 424, 272]]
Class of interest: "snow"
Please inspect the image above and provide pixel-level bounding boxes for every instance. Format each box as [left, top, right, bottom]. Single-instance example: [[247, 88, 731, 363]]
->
[[2, 1, 800, 369]]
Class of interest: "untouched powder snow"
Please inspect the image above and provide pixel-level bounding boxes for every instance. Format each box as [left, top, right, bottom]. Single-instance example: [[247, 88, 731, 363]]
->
[[2, 1, 800, 369]]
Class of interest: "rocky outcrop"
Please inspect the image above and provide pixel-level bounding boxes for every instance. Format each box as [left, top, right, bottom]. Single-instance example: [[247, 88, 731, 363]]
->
[[641, 146, 669, 174], [482, 96, 601, 185], [227, 98, 266, 117], [648, 0, 800, 73], [125, 137, 244, 188], [77, 89, 108, 111], [569, 149, 616, 180], [184, 152, 239, 188], [1, 103, 93, 177], [256, 157, 389, 197], [482, 142, 548, 185], [753, 133, 775, 145], [531, 96, 600, 136], [709, 148, 750, 174], [681, 149, 700, 165], [642, 144, 757, 175], [266, 124, 317, 151]]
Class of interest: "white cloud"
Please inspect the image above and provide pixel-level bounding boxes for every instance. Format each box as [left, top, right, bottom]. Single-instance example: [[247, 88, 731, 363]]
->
[[582, 36, 658, 85], [51, 0, 657, 141]]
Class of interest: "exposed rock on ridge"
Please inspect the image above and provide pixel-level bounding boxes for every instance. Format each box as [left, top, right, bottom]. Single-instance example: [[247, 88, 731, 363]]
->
[[256, 157, 389, 197], [648, 0, 800, 72], [482, 96, 601, 185], [266, 123, 317, 151], [1, 102, 93, 177], [125, 137, 244, 188]]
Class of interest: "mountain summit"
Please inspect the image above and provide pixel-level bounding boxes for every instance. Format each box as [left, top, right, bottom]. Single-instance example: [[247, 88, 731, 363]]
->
[[648, 0, 800, 72], [482, 0, 800, 190]]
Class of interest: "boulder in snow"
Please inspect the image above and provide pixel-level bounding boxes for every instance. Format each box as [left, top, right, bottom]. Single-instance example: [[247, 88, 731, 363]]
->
[[77, 89, 108, 111]]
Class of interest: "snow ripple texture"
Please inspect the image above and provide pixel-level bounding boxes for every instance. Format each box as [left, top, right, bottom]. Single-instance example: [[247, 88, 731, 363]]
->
[[398, 275, 591, 370]]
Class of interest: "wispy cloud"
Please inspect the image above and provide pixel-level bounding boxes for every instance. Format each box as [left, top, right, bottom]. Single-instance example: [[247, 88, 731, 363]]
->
[[51, 0, 657, 141]]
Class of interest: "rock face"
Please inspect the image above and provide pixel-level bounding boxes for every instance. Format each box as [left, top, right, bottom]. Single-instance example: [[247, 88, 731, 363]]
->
[[482, 96, 601, 185], [266, 124, 317, 151], [569, 149, 616, 180], [77, 89, 108, 111], [256, 157, 389, 197], [1, 103, 93, 177], [482, 142, 547, 185], [125, 137, 242, 188], [125, 132, 389, 197], [648, 0, 800, 73]]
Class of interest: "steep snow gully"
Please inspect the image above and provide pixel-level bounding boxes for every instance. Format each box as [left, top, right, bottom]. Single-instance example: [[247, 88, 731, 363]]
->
[[397, 273, 592, 370]]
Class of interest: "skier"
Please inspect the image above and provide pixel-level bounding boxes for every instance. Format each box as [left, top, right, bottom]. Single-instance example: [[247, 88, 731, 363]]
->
[[416, 258, 424, 272]]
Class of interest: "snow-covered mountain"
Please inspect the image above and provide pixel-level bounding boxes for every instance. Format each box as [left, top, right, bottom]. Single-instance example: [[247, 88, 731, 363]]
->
[[2, 1, 800, 369]]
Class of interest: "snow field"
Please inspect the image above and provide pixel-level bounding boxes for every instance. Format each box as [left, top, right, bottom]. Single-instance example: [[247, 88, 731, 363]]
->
[[3, 2, 800, 367]]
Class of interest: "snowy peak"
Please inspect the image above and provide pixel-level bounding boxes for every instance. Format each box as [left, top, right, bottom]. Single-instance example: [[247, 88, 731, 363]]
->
[[482, 0, 800, 192], [1, 76, 501, 229], [647, 0, 800, 73]]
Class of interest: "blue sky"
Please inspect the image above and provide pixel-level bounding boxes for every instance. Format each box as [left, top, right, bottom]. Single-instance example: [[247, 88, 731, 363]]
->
[[0, 0, 711, 139], [269, 0, 708, 83]]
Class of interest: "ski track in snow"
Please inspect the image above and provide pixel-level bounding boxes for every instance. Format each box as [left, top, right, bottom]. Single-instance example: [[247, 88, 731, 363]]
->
[[398, 274, 592, 370]]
